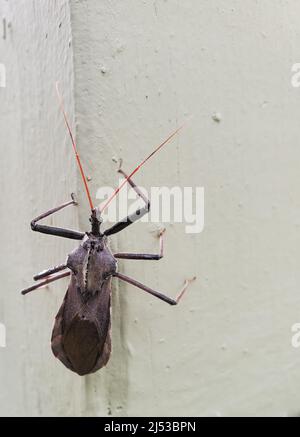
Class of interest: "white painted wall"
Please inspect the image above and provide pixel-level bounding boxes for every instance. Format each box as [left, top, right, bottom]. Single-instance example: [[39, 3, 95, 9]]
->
[[0, 0, 84, 416], [1, 0, 300, 417]]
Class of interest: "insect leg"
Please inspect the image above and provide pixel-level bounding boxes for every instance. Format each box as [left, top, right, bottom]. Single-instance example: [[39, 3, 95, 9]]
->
[[21, 271, 71, 295], [113, 272, 196, 306], [114, 228, 165, 260], [118, 164, 149, 204], [33, 263, 68, 281], [104, 166, 150, 236], [31, 193, 85, 240]]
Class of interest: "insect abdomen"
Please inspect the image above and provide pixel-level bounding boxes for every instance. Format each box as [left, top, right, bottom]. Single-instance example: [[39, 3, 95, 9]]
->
[[63, 316, 103, 376]]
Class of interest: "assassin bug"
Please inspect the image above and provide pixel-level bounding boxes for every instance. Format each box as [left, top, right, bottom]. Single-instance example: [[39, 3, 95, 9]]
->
[[21, 84, 196, 376]]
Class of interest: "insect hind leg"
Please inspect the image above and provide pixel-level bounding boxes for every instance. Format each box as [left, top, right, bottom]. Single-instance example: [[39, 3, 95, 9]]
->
[[21, 271, 71, 295], [114, 272, 196, 306]]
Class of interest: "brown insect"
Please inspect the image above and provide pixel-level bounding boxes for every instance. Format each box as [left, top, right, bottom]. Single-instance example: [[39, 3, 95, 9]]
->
[[21, 84, 195, 376]]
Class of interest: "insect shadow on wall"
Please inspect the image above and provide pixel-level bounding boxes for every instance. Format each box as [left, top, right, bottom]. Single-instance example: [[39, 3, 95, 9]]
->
[[21, 83, 196, 376]]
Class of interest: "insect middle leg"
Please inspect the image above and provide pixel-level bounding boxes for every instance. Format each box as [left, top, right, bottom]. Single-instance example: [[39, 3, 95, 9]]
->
[[114, 228, 165, 260], [104, 165, 150, 236], [33, 263, 68, 281], [21, 271, 71, 295], [114, 272, 196, 306], [31, 193, 85, 240]]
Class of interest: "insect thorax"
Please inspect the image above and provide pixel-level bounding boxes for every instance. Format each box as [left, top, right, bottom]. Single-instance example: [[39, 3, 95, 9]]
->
[[67, 234, 117, 297]]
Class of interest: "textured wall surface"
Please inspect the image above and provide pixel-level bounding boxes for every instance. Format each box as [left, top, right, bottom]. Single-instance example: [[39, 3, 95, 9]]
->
[[0, 0, 84, 416], [1, 0, 300, 417]]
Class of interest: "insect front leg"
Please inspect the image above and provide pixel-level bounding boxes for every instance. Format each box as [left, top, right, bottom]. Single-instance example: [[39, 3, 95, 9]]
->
[[31, 193, 85, 240], [113, 272, 196, 306], [114, 228, 165, 260], [104, 165, 150, 236]]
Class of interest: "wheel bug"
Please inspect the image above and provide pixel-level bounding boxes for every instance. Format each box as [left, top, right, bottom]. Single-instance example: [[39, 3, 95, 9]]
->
[[21, 84, 196, 376]]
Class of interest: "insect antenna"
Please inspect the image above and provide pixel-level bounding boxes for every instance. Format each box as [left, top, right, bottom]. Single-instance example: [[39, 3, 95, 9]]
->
[[56, 82, 94, 211], [100, 124, 184, 212]]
